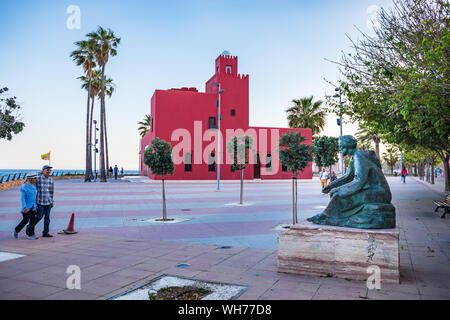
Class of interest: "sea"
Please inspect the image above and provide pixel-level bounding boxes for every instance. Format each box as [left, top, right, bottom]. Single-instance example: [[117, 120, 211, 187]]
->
[[0, 169, 140, 179]]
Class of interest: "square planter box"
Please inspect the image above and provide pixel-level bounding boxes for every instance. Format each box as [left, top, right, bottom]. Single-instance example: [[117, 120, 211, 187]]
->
[[109, 274, 249, 300]]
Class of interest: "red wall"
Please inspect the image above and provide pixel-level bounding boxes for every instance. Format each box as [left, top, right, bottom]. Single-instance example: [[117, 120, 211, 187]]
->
[[248, 127, 312, 180], [140, 53, 313, 180]]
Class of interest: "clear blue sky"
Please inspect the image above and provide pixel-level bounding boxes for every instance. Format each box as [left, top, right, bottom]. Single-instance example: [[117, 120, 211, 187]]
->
[[0, 0, 392, 170]]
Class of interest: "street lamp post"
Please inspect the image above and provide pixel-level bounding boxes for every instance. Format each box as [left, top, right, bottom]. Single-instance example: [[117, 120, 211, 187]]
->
[[93, 119, 99, 182], [213, 81, 224, 191], [333, 88, 344, 175]]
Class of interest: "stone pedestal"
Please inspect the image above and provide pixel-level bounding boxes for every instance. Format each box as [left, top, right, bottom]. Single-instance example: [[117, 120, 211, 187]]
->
[[277, 219, 399, 283]]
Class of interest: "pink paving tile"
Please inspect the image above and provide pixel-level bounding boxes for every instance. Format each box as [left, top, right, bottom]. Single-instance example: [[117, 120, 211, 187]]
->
[[194, 271, 242, 283], [80, 264, 124, 283], [367, 290, 421, 300], [260, 288, 315, 300], [89, 273, 138, 288], [44, 289, 101, 300], [271, 279, 320, 293]]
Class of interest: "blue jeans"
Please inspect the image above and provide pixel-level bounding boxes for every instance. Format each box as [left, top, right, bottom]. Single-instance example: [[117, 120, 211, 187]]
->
[[28, 204, 52, 235], [16, 209, 37, 236], [401, 174, 406, 183]]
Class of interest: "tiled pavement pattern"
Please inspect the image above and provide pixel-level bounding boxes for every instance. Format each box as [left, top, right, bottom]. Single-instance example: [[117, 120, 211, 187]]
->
[[0, 176, 449, 300]]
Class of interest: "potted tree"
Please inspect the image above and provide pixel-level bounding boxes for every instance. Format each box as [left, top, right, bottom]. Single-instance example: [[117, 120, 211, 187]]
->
[[278, 131, 312, 225], [226, 135, 253, 205], [144, 137, 175, 221]]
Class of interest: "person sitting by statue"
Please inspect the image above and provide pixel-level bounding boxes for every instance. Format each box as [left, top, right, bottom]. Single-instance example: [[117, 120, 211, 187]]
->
[[307, 135, 396, 229]]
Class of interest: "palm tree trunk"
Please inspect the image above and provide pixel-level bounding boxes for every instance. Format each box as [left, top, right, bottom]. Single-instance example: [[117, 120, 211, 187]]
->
[[103, 110, 109, 173], [84, 83, 92, 182], [99, 65, 107, 182], [88, 95, 95, 180]]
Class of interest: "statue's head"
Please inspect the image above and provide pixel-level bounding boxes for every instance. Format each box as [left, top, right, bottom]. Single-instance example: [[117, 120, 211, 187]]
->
[[339, 135, 358, 156]]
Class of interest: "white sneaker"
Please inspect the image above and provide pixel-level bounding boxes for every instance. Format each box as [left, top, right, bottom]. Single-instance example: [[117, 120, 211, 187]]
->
[[27, 235, 38, 240]]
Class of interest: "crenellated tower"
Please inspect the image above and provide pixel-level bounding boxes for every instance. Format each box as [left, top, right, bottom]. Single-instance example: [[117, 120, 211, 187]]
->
[[215, 51, 238, 76], [205, 51, 249, 128]]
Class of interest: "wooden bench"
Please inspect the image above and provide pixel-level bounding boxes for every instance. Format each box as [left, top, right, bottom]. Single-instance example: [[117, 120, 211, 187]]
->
[[434, 193, 450, 218]]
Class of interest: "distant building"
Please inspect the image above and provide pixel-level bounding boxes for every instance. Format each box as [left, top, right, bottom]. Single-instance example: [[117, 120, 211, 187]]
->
[[140, 52, 312, 180]]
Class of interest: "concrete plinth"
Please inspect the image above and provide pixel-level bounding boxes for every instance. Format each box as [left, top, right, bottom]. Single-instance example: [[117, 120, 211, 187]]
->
[[277, 219, 400, 283]]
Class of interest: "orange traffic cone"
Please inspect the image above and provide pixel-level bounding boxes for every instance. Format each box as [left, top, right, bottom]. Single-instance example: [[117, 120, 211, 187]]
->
[[59, 213, 78, 234]]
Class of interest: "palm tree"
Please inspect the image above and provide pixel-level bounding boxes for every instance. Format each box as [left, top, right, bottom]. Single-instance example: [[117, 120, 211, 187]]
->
[[70, 39, 97, 182], [286, 96, 326, 136], [87, 27, 120, 182], [138, 114, 152, 137], [79, 71, 115, 178], [382, 146, 400, 174], [355, 126, 382, 159], [102, 76, 115, 172], [80, 70, 102, 180]]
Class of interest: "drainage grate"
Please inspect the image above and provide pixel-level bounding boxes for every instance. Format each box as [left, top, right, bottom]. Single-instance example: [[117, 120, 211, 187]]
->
[[176, 263, 191, 268], [219, 246, 232, 249], [181, 209, 191, 211]]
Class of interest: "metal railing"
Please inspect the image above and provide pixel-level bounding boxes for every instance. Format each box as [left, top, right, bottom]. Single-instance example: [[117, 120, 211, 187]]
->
[[0, 171, 86, 184]]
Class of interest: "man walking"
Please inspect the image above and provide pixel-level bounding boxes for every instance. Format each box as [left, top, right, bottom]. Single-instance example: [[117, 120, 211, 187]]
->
[[28, 165, 55, 237], [114, 165, 119, 180], [319, 168, 329, 190]]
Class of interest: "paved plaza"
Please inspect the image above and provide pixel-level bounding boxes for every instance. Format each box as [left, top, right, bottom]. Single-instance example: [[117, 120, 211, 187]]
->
[[0, 176, 449, 300]]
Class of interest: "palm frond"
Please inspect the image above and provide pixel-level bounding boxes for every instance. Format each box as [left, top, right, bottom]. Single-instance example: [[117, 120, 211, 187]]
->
[[285, 96, 326, 135], [138, 114, 152, 137]]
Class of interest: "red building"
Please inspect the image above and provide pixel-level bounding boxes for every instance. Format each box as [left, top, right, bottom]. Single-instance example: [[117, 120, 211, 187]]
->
[[140, 51, 312, 180]]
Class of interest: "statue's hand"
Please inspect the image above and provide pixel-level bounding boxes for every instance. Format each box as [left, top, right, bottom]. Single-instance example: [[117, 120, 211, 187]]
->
[[329, 188, 339, 197], [322, 185, 330, 194]]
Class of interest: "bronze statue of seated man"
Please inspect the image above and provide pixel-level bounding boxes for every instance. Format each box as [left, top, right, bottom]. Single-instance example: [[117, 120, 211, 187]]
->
[[307, 135, 396, 229]]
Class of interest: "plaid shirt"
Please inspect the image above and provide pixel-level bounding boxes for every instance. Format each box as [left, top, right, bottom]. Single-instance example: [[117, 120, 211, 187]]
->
[[36, 175, 54, 206]]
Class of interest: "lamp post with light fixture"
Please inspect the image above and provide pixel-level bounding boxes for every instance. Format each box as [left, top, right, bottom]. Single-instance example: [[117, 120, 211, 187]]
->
[[93, 119, 99, 182], [212, 81, 224, 191], [333, 88, 344, 175]]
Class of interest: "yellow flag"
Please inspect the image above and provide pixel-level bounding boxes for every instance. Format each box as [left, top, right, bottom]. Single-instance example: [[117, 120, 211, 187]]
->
[[41, 152, 50, 161]]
